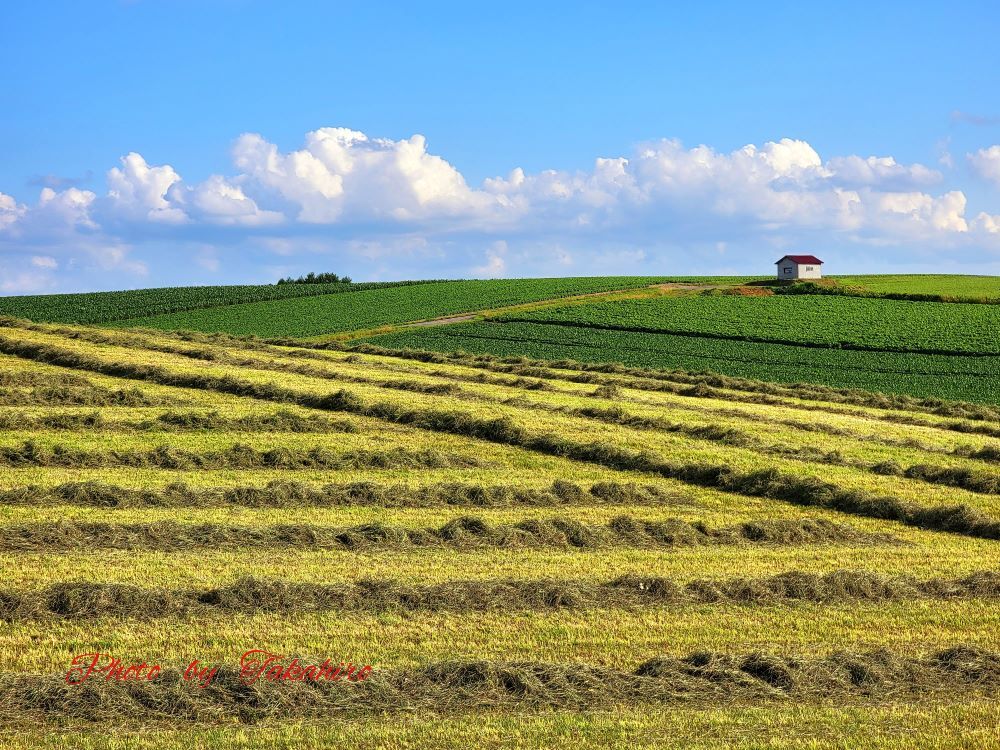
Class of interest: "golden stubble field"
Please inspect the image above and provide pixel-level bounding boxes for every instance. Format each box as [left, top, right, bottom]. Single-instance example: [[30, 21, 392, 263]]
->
[[0, 317, 997, 748]]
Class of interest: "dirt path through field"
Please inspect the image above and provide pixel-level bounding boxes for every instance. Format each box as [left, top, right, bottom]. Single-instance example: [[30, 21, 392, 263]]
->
[[650, 282, 730, 291], [313, 281, 732, 342]]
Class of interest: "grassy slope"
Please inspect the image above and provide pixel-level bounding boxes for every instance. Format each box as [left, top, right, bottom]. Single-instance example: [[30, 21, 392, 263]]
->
[[0, 280, 438, 324], [113, 277, 669, 337], [835, 274, 1000, 297], [360, 291, 1000, 404], [0, 319, 997, 746], [496, 294, 1000, 354]]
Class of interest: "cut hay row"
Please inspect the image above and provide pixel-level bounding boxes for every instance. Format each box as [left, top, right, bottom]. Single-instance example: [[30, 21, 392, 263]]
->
[[17, 319, 1000, 461], [0, 479, 688, 509], [332, 340, 1000, 422], [2, 571, 999, 620], [353, 349, 1000, 441], [0, 440, 484, 470], [1, 646, 997, 724], [3, 316, 999, 745], [11, 318, 1000, 477], [0, 384, 181, 407], [2, 332, 1000, 539], [0, 516, 891, 553], [0, 409, 359, 434], [0, 369, 92, 387], [9, 316, 1000, 425], [535, 400, 1000, 483]]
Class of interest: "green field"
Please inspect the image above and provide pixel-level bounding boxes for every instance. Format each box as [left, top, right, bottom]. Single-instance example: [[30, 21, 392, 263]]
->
[[835, 274, 1000, 298], [360, 290, 1000, 404], [111, 277, 669, 337], [4, 274, 1000, 406], [496, 294, 1000, 354], [0, 279, 443, 324], [0, 317, 998, 746], [360, 320, 1000, 404]]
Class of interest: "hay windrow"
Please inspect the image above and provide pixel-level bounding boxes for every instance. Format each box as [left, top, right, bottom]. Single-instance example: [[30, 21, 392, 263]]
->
[[1, 333, 999, 539], [0, 646, 998, 724], [0, 441, 484, 470], [1, 571, 998, 620], [0, 384, 179, 407], [0, 370, 93, 387], [0, 516, 893, 553], [0, 409, 358, 434], [332, 340, 1000, 422], [6, 315, 1000, 423], [0, 479, 692, 509], [30, 323, 979, 480]]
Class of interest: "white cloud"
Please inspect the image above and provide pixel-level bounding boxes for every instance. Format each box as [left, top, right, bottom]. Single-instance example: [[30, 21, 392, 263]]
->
[[969, 146, 1000, 186], [186, 175, 284, 226], [871, 190, 967, 233], [31, 255, 58, 269], [480, 138, 958, 240], [473, 240, 508, 277], [232, 128, 495, 223], [107, 152, 187, 223], [37, 187, 98, 230], [2, 128, 999, 290], [825, 155, 942, 189], [976, 212, 1000, 233], [0, 192, 26, 231]]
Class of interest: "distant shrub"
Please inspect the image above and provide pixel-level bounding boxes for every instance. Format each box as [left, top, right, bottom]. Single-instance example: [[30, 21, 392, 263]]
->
[[276, 272, 353, 285]]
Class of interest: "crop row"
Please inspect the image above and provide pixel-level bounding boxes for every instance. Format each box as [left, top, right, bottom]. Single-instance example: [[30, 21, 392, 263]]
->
[[829, 274, 1000, 301], [0, 280, 442, 325], [362, 321, 1000, 404], [113, 277, 669, 337], [498, 294, 1000, 355]]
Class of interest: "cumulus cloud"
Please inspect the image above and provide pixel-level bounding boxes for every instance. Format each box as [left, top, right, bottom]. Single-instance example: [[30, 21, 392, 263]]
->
[[0, 192, 26, 231], [969, 146, 1000, 187], [184, 175, 283, 226], [231, 128, 494, 223], [31, 255, 58, 269], [976, 212, 1000, 233], [480, 138, 960, 241], [825, 155, 942, 189], [106, 152, 187, 224], [36, 187, 98, 230], [2, 127, 1000, 291]]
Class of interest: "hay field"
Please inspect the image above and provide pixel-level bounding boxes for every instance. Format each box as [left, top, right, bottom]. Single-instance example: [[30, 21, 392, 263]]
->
[[0, 317, 998, 748]]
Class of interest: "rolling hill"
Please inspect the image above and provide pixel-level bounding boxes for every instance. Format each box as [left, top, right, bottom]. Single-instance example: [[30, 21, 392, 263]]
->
[[363, 289, 1000, 404], [3, 274, 999, 406], [0, 316, 998, 746]]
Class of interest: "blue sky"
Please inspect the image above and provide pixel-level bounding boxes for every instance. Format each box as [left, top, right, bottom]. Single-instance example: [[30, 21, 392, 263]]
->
[[2, 0, 1000, 293]]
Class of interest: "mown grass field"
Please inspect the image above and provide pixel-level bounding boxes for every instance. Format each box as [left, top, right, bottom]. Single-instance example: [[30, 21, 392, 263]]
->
[[0, 316, 998, 747]]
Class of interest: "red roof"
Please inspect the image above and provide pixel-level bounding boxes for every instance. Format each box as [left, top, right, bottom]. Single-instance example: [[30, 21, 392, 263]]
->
[[775, 255, 823, 265]]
